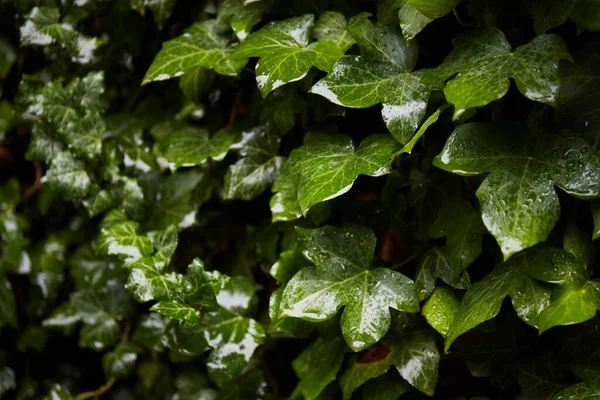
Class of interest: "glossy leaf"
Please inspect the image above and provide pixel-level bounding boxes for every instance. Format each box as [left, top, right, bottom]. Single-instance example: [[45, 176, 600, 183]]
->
[[311, 14, 432, 143], [435, 122, 600, 258], [281, 225, 419, 351], [217, 0, 264, 41], [164, 127, 235, 170], [423, 28, 572, 117], [407, 0, 462, 18], [422, 286, 461, 338], [235, 13, 354, 96], [143, 19, 247, 83]]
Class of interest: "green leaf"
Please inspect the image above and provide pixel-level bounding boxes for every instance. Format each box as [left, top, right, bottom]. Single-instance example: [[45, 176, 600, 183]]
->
[[407, 0, 462, 18], [79, 319, 120, 351], [235, 13, 354, 97], [528, 0, 600, 34], [173, 367, 217, 400], [512, 353, 566, 400], [0, 38, 16, 80], [340, 328, 439, 398], [0, 366, 16, 397], [397, 104, 449, 155], [42, 302, 81, 335], [359, 371, 410, 400], [164, 127, 235, 169], [415, 197, 483, 299], [272, 131, 400, 217], [0, 277, 17, 328], [291, 336, 346, 400], [434, 122, 600, 258], [224, 126, 284, 201], [281, 225, 419, 351], [217, 0, 264, 41], [42, 151, 91, 200], [310, 14, 432, 143], [147, 0, 176, 30], [179, 67, 215, 102], [143, 19, 247, 83], [131, 312, 168, 352], [260, 86, 305, 135], [423, 28, 572, 118], [97, 220, 154, 264], [422, 286, 461, 338], [445, 251, 552, 351], [102, 342, 142, 378], [554, 379, 600, 399], [376, 0, 406, 24], [47, 384, 73, 400], [399, 5, 433, 44]]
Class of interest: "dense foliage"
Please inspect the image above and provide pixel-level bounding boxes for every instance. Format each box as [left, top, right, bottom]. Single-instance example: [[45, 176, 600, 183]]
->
[[1, 0, 600, 398]]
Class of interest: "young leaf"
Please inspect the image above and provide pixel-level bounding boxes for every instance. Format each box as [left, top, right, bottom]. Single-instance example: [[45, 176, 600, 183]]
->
[[280, 225, 419, 351], [143, 19, 247, 83], [339, 328, 439, 398], [434, 122, 600, 258], [235, 13, 354, 97], [310, 14, 432, 144], [423, 28, 572, 118], [271, 131, 400, 217]]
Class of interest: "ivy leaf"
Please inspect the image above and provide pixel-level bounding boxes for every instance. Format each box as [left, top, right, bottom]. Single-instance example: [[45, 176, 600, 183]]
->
[[46, 384, 73, 400], [271, 131, 400, 217], [399, 4, 433, 44], [444, 251, 553, 351], [359, 371, 410, 400], [259, 86, 305, 135], [97, 220, 154, 264], [407, 0, 462, 18], [423, 28, 572, 118], [422, 286, 461, 338], [143, 19, 247, 83], [173, 368, 217, 400], [434, 122, 600, 258], [224, 126, 284, 201], [376, 0, 406, 24], [290, 336, 346, 400], [42, 302, 81, 336], [19, 6, 100, 64], [102, 342, 142, 378], [415, 197, 483, 299], [339, 328, 440, 398], [217, 0, 264, 41], [146, 0, 176, 30], [512, 353, 567, 399], [310, 14, 432, 144], [42, 152, 92, 200], [528, 0, 600, 34], [235, 13, 354, 97], [131, 313, 168, 352], [164, 127, 235, 170], [554, 379, 600, 399], [281, 225, 419, 351]]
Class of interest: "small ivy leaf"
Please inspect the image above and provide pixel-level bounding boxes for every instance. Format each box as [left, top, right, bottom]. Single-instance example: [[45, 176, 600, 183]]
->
[[280, 225, 419, 351], [422, 286, 461, 338], [415, 197, 483, 299], [422, 28, 572, 118], [444, 251, 552, 352], [554, 379, 600, 399], [290, 336, 346, 400], [217, 0, 264, 41], [131, 312, 169, 352], [339, 328, 440, 398], [102, 342, 143, 378], [434, 122, 600, 258], [97, 220, 154, 264], [0, 278, 17, 328], [143, 19, 247, 84], [19, 6, 100, 64], [46, 384, 73, 400], [145, 0, 176, 30], [272, 131, 400, 217], [42, 302, 81, 336], [42, 152, 92, 200], [399, 5, 434, 44], [310, 14, 432, 144], [224, 126, 285, 201], [150, 300, 202, 324], [235, 13, 354, 97], [70, 244, 120, 290], [79, 319, 120, 351], [407, 0, 462, 19], [63, 112, 105, 161], [164, 127, 235, 170]]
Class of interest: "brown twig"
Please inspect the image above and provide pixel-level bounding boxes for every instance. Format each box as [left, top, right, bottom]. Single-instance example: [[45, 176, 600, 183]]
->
[[76, 377, 117, 400], [23, 162, 43, 200]]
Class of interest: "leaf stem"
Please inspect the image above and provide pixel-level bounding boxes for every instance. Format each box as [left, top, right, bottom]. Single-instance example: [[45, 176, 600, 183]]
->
[[76, 377, 117, 400]]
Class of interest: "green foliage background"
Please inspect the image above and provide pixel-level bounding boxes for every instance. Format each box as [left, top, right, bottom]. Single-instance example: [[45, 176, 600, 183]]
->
[[1, 0, 600, 398]]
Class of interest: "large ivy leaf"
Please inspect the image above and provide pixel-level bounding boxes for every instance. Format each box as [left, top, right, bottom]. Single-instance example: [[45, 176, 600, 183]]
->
[[415, 197, 483, 299], [434, 122, 600, 258], [290, 336, 346, 400], [339, 328, 440, 398], [444, 251, 553, 351], [224, 126, 284, 201], [235, 13, 354, 97], [143, 19, 247, 83], [280, 225, 419, 351], [271, 131, 400, 218], [310, 14, 432, 143], [423, 28, 572, 117]]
